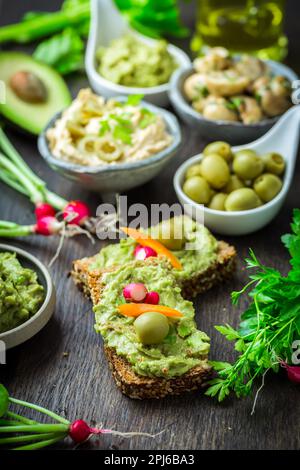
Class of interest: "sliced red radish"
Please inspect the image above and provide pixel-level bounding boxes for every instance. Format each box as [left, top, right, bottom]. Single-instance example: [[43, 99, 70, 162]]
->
[[134, 244, 157, 261], [123, 283, 148, 302], [144, 291, 160, 305]]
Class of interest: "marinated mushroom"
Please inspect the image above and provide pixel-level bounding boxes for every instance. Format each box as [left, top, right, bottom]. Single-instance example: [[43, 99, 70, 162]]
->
[[205, 70, 249, 97], [183, 73, 208, 101], [234, 55, 269, 81], [194, 47, 233, 74], [202, 96, 239, 122], [237, 96, 264, 124], [260, 90, 291, 117]]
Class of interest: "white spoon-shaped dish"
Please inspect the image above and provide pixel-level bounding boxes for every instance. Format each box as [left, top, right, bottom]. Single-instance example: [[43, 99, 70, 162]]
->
[[85, 0, 191, 106], [174, 105, 300, 236]]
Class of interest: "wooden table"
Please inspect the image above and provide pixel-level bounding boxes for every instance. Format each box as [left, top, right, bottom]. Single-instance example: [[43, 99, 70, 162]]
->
[[1, 0, 299, 450]]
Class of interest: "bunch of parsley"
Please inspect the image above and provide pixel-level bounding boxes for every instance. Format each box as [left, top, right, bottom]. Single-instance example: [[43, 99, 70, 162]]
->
[[206, 209, 300, 401]]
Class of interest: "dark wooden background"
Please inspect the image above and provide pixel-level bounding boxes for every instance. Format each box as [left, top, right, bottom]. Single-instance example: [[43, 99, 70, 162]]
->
[[0, 0, 299, 450]]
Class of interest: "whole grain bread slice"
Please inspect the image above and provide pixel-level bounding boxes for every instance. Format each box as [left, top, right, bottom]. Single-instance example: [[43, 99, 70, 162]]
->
[[71, 240, 236, 300], [88, 259, 212, 399]]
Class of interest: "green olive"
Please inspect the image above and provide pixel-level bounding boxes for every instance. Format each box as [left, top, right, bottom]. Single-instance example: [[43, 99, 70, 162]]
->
[[234, 149, 258, 159], [208, 193, 227, 211], [183, 176, 212, 204], [223, 175, 245, 194], [233, 152, 264, 180], [203, 141, 233, 162], [134, 312, 169, 345], [253, 173, 283, 202], [261, 152, 285, 176], [200, 154, 230, 189], [151, 218, 186, 250], [225, 188, 261, 211], [185, 163, 202, 179]]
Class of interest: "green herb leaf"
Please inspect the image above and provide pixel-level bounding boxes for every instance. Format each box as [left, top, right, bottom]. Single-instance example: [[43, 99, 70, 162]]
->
[[209, 209, 300, 401], [33, 28, 84, 75], [126, 94, 144, 106], [0, 384, 9, 418], [113, 125, 132, 145], [139, 108, 156, 129], [99, 120, 110, 136]]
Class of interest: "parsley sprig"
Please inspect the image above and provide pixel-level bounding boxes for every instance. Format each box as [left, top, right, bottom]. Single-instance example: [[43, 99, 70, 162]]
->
[[206, 209, 300, 401]]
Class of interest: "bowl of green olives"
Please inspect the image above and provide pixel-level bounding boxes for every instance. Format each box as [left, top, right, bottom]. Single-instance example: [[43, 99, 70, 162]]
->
[[174, 106, 300, 235]]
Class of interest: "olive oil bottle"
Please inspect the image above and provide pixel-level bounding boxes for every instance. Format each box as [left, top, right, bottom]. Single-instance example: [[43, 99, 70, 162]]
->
[[192, 0, 287, 60]]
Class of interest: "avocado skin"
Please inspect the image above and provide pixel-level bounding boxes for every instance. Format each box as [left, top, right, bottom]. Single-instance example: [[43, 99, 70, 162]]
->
[[0, 52, 71, 135]]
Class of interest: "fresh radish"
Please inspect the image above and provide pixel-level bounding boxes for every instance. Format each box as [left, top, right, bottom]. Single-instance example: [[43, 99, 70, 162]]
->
[[69, 420, 95, 443], [35, 202, 56, 219], [35, 216, 63, 236], [123, 283, 148, 302], [63, 200, 90, 226], [281, 362, 300, 383], [134, 244, 157, 261], [144, 291, 160, 305]]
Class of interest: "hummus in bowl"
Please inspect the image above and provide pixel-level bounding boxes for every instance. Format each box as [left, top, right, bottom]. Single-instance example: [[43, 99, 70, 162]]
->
[[46, 89, 173, 167], [38, 89, 181, 193]]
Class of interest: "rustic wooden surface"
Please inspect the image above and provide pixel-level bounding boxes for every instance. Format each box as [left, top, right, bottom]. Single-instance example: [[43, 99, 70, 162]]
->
[[1, 0, 300, 450]]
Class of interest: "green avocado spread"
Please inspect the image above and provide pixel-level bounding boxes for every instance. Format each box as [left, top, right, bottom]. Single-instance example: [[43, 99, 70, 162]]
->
[[90, 216, 218, 283], [96, 35, 177, 87], [93, 259, 210, 378], [0, 252, 45, 334]]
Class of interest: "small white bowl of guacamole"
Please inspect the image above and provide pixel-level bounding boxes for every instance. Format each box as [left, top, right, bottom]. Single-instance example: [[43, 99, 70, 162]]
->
[[85, 0, 191, 106], [0, 244, 55, 349]]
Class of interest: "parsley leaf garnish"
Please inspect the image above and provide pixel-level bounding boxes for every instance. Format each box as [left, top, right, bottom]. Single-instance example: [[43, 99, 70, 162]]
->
[[139, 108, 156, 129], [126, 94, 144, 106]]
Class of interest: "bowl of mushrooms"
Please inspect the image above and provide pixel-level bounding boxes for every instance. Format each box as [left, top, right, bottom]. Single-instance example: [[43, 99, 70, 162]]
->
[[169, 47, 298, 144]]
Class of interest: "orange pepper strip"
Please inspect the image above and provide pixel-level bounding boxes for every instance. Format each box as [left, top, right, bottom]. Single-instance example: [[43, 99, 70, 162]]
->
[[118, 303, 183, 319], [120, 226, 182, 270]]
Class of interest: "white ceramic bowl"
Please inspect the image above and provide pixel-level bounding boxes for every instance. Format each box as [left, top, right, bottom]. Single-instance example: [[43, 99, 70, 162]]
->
[[38, 98, 182, 194], [174, 106, 300, 236], [0, 244, 55, 349], [85, 0, 191, 107]]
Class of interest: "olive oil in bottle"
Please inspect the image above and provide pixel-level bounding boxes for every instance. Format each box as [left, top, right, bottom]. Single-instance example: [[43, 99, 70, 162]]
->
[[192, 0, 287, 60]]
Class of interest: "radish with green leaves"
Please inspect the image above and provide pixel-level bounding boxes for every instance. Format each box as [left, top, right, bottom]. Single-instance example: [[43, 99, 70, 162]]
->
[[0, 384, 162, 450], [0, 128, 92, 231]]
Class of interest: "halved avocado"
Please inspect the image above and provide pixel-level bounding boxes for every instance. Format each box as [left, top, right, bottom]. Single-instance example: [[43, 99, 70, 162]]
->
[[0, 52, 71, 135]]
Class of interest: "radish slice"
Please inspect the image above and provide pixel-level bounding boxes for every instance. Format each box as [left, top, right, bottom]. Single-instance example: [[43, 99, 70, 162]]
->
[[123, 283, 148, 302], [144, 291, 160, 305], [134, 244, 157, 261]]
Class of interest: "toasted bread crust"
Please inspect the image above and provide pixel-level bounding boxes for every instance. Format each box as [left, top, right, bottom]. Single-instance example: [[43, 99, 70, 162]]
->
[[71, 240, 236, 300], [104, 346, 212, 399]]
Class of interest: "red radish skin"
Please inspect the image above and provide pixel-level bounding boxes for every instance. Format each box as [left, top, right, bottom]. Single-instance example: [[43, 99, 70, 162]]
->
[[134, 244, 157, 261], [123, 283, 148, 302], [63, 201, 90, 226], [35, 216, 63, 236], [144, 291, 160, 305], [282, 363, 300, 383], [35, 202, 56, 219], [69, 420, 94, 443]]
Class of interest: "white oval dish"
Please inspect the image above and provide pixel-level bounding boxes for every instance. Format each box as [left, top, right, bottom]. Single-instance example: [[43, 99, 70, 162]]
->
[[85, 0, 191, 106], [174, 105, 300, 236], [0, 244, 56, 349]]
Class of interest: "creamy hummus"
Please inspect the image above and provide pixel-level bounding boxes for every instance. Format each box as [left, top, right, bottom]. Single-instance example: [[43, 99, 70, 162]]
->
[[46, 89, 173, 167]]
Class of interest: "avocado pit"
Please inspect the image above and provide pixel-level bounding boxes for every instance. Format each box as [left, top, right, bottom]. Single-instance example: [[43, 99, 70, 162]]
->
[[9, 70, 48, 104]]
